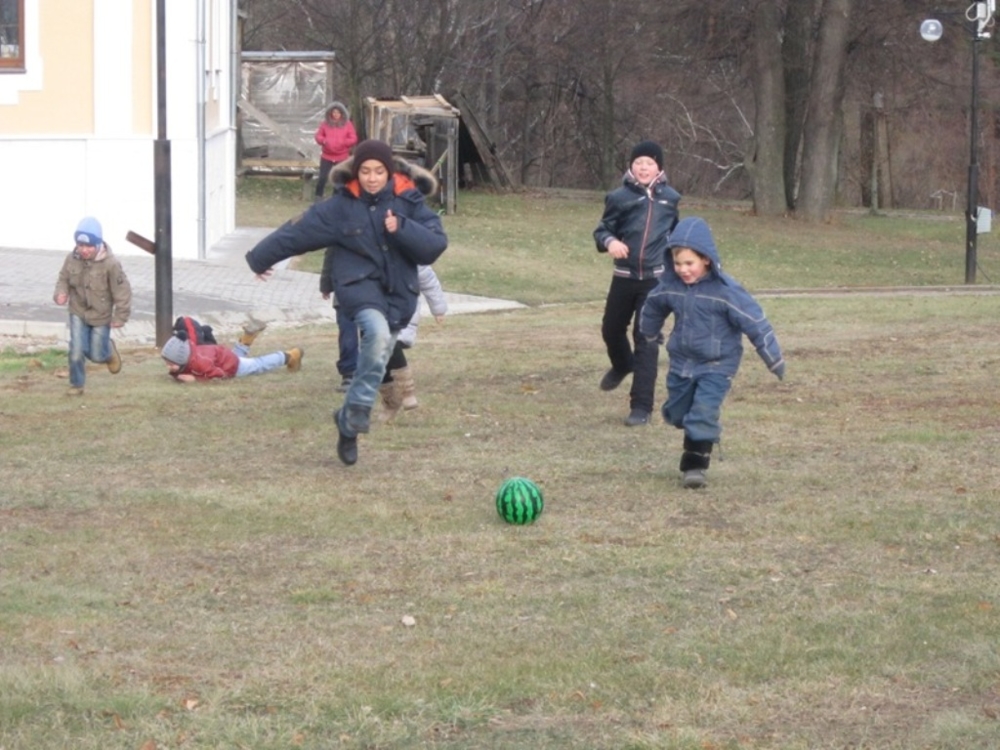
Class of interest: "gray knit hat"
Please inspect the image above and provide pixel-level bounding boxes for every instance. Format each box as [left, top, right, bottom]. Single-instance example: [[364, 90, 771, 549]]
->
[[160, 336, 191, 366]]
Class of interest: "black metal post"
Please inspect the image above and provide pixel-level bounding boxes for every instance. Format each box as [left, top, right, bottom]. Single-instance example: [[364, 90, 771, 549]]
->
[[154, 0, 174, 345], [965, 25, 981, 285]]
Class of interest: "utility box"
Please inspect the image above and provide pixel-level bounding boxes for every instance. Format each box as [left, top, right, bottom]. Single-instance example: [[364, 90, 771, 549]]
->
[[977, 206, 992, 234]]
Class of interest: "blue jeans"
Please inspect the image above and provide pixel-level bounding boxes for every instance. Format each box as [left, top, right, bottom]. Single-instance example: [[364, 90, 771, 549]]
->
[[232, 343, 286, 377], [339, 307, 396, 436], [662, 371, 732, 443], [336, 305, 358, 377], [68, 314, 112, 388]]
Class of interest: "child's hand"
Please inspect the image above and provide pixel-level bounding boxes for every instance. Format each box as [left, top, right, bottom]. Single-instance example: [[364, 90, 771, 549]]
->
[[385, 210, 398, 234], [607, 239, 629, 259], [54, 292, 68, 305], [433, 314, 445, 324], [176, 373, 196, 383], [255, 268, 274, 282], [322, 292, 331, 301]]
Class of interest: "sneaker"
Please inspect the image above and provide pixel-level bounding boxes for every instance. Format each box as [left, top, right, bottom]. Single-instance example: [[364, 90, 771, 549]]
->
[[243, 317, 268, 336], [624, 408, 650, 426], [106, 341, 122, 374], [285, 348, 304, 372], [336, 375, 353, 393], [682, 469, 707, 489], [600, 368, 629, 391], [66, 386, 84, 397]]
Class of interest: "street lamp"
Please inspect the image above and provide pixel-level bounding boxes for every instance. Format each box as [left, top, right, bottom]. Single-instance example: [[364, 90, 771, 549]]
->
[[922, 1, 996, 284]]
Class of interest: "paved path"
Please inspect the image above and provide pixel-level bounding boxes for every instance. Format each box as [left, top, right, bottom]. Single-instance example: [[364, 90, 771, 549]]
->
[[0, 227, 524, 347]]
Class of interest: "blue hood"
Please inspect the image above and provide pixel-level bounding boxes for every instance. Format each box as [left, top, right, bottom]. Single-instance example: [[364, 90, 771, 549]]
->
[[666, 217, 722, 276]]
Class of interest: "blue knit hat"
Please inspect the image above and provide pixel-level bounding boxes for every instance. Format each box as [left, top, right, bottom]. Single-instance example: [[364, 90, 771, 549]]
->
[[74, 217, 103, 246]]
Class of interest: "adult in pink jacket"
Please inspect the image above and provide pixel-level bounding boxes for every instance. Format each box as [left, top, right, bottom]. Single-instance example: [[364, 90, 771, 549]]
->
[[313, 101, 358, 200]]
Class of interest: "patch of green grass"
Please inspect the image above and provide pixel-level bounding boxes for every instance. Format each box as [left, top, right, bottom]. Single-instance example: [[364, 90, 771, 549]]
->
[[0, 347, 64, 375]]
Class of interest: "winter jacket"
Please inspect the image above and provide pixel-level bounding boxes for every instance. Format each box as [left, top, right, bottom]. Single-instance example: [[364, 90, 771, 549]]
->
[[593, 172, 681, 281], [397, 265, 447, 348], [314, 102, 358, 163], [53, 244, 132, 327], [639, 217, 785, 380], [175, 344, 240, 381], [250, 155, 447, 333]]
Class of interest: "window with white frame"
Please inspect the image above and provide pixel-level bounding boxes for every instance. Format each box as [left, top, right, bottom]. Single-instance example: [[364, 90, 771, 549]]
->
[[0, 0, 23, 70]]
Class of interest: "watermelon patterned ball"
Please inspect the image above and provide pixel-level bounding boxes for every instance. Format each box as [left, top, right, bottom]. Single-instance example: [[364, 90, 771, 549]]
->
[[495, 477, 544, 524]]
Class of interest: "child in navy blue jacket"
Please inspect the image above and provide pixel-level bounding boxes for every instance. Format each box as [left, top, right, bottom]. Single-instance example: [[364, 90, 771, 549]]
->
[[639, 217, 785, 489], [246, 139, 448, 466]]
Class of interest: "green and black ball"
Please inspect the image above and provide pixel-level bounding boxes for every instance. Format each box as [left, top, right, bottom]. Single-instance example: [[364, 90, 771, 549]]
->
[[495, 477, 544, 525]]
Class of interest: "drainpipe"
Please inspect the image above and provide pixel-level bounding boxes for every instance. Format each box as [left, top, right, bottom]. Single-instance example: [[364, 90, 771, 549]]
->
[[196, 0, 207, 258]]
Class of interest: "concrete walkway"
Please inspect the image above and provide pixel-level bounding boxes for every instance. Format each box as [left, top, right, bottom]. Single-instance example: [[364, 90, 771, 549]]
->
[[0, 227, 524, 347]]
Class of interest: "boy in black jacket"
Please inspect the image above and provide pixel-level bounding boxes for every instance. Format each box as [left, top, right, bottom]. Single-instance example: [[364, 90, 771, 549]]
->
[[593, 141, 680, 426]]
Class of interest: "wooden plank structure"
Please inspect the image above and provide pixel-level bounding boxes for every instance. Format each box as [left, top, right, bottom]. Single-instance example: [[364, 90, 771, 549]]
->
[[451, 91, 514, 190], [364, 94, 461, 214]]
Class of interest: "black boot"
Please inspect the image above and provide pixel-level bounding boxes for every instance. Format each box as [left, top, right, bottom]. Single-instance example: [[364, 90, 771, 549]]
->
[[680, 436, 713, 489], [334, 408, 358, 466], [343, 404, 372, 435]]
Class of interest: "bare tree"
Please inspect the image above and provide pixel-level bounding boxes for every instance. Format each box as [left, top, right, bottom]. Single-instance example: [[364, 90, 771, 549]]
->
[[797, 0, 852, 221]]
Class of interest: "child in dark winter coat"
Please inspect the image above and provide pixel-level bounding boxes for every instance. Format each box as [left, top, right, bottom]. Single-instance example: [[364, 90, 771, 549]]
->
[[593, 140, 681, 427], [245, 139, 448, 466], [639, 217, 785, 489]]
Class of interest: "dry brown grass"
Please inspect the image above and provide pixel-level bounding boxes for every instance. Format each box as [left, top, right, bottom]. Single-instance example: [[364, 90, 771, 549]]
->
[[2, 292, 1000, 749]]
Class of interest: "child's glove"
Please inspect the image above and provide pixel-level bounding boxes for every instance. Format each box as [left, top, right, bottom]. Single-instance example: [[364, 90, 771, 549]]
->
[[771, 360, 786, 381]]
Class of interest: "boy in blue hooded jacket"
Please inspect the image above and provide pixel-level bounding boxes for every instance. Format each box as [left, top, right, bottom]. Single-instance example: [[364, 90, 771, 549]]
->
[[639, 217, 785, 488]]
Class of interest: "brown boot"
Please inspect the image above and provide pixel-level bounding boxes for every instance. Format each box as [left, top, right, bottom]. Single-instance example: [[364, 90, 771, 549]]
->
[[285, 348, 304, 372], [378, 381, 403, 421], [239, 318, 267, 347], [393, 365, 418, 410]]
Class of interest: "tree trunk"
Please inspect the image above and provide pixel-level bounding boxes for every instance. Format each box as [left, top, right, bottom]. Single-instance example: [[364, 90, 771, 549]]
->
[[749, 0, 787, 216], [782, 0, 815, 210], [797, 0, 852, 222]]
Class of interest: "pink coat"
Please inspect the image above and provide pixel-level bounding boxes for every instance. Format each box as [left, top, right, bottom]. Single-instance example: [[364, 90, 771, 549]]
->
[[314, 102, 358, 163]]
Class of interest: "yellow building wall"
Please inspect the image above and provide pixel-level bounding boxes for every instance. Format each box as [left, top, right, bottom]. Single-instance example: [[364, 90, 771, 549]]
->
[[2, 0, 154, 136], [11, 1, 95, 133]]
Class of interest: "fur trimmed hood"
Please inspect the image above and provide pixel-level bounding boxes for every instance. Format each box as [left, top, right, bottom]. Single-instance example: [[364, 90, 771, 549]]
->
[[324, 101, 350, 123], [332, 155, 438, 198]]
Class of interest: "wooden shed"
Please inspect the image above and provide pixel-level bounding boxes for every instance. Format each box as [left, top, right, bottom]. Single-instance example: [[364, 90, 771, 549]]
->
[[364, 95, 462, 214]]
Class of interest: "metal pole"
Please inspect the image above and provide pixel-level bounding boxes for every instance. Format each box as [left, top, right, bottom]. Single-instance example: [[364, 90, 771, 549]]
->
[[154, 0, 174, 345], [965, 20, 982, 284]]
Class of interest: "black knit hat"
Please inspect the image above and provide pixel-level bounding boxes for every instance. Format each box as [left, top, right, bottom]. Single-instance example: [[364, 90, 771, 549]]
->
[[629, 140, 664, 170], [352, 139, 395, 180]]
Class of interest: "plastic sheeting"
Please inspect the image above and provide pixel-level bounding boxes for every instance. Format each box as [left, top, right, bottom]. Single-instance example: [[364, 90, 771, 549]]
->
[[240, 60, 333, 163]]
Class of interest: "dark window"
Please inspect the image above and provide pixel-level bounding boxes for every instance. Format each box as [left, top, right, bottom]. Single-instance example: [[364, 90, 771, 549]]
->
[[0, 0, 24, 71]]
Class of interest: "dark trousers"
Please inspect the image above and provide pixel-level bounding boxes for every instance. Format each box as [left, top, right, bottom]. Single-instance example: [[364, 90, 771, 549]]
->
[[601, 275, 659, 413], [315, 158, 336, 198], [381, 341, 409, 384], [336, 305, 358, 377]]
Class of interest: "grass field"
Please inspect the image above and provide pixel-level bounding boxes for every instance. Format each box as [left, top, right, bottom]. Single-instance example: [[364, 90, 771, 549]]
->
[[2, 185, 1000, 749]]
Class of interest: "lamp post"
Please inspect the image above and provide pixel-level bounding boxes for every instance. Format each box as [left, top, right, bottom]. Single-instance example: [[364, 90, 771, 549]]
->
[[922, 1, 996, 284]]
